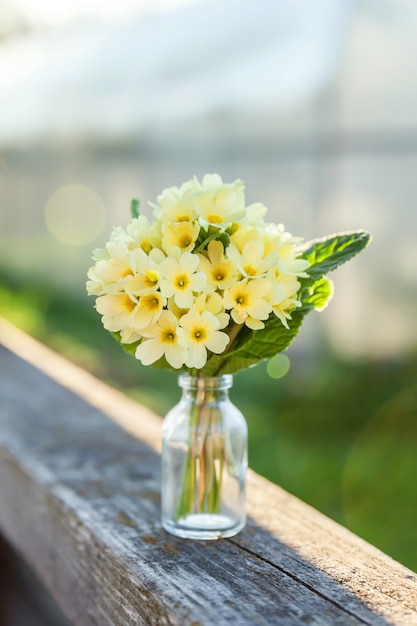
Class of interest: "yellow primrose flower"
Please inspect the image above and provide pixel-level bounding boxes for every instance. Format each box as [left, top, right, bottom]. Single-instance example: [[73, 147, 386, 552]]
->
[[278, 257, 310, 277], [268, 274, 303, 328], [240, 202, 267, 226], [161, 220, 200, 255], [135, 310, 188, 369], [86, 240, 135, 296], [130, 291, 166, 330], [95, 292, 139, 332], [120, 327, 143, 345], [166, 297, 188, 321], [154, 179, 198, 224], [223, 278, 272, 330], [179, 309, 230, 369], [226, 239, 276, 279], [160, 250, 206, 309], [198, 240, 238, 292], [261, 226, 309, 275], [195, 173, 246, 227], [125, 248, 165, 297], [276, 239, 310, 277], [126, 215, 162, 254], [194, 292, 229, 329], [229, 224, 263, 253]]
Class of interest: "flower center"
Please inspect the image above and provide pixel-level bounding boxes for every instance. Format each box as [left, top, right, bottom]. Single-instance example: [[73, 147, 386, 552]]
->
[[179, 236, 192, 249], [175, 274, 189, 289], [145, 269, 160, 287], [243, 264, 257, 277], [207, 213, 223, 224], [212, 268, 225, 282], [163, 330, 176, 343], [236, 293, 247, 306], [142, 294, 161, 310], [122, 295, 136, 312], [141, 240, 152, 254], [192, 327, 207, 342]]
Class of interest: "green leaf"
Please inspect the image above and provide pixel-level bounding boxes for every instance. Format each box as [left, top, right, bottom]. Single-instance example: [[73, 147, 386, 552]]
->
[[301, 276, 334, 312], [300, 230, 371, 283], [202, 308, 306, 376], [130, 198, 140, 219], [110, 331, 140, 357], [194, 229, 230, 253]]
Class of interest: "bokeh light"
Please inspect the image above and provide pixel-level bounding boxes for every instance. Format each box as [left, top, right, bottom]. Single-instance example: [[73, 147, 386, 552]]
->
[[266, 354, 290, 379], [44, 184, 106, 246]]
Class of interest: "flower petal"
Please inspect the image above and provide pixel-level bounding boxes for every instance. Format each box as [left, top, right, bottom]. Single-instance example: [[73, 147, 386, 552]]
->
[[135, 339, 165, 365]]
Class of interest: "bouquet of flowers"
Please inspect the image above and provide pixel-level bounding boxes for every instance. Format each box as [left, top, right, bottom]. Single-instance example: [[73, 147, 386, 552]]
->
[[86, 173, 370, 376], [87, 173, 370, 539]]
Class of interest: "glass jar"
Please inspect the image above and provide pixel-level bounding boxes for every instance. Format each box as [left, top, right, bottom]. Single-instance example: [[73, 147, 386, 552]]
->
[[161, 374, 247, 540]]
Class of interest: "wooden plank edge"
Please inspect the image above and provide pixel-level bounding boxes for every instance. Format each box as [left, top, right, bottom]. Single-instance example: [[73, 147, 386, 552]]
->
[[0, 316, 162, 451]]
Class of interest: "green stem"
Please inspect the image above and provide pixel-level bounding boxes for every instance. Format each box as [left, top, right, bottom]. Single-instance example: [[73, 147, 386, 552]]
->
[[208, 322, 245, 378], [175, 377, 225, 520], [226, 322, 244, 351]]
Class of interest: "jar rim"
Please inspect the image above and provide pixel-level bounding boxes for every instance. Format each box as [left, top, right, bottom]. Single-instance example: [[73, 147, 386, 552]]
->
[[178, 374, 233, 390]]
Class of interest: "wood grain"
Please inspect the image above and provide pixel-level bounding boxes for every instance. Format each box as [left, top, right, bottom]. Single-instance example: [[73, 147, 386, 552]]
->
[[0, 318, 416, 625]]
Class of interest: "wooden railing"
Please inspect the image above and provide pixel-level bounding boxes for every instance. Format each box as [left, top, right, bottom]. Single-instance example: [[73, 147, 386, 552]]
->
[[0, 318, 416, 626]]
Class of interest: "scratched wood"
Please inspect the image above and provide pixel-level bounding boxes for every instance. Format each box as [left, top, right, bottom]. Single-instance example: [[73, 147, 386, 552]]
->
[[0, 319, 416, 626]]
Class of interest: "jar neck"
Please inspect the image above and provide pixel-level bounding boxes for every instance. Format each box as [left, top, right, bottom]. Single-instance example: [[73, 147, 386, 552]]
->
[[178, 374, 233, 392], [178, 374, 233, 403]]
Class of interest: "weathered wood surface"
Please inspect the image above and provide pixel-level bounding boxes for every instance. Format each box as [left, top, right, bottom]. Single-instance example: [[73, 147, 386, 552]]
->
[[0, 318, 416, 626]]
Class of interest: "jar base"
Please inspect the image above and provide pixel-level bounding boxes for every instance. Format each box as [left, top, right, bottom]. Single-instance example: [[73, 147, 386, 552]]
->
[[162, 513, 245, 540]]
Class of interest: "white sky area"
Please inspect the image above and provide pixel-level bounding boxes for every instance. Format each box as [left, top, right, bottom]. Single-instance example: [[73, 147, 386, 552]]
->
[[6, 0, 203, 27]]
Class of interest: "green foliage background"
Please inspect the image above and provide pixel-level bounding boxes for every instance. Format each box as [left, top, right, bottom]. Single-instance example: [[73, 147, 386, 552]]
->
[[1, 266, 416, 573]]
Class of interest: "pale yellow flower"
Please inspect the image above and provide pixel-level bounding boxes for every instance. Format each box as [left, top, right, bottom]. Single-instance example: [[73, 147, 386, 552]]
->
[[120, 327, 143, 344], [229, 224, 262, 253], [166, 297, 188, 320], [278, 257, 310, 277], [196, 173, 246, 226], [154, 179, 198, 224], [276, 238, 310, 277], [87, 240, 135, 296], [223, 278, 272, 330], [260, 222, 285, 253], [179, 309, 230, 369], [226, 239, 276, 279], [135, 310, 188, 369], [261, 225, 309, 277], [125, 248, 165, 297], [126, 215, 162, 254], [130, 291, 166, 330], [160, 251, 206, 309], [241, 202, 267, 226], [198, 240, 238, 292], [268, 273, 302, 328], [194, 292, 229, 329], [161, 220, 200, 255], [95, 292, 139, 332]]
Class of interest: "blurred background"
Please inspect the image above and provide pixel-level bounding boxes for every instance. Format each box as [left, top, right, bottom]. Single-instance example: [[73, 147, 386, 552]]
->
[[0, 0, 416, 590]]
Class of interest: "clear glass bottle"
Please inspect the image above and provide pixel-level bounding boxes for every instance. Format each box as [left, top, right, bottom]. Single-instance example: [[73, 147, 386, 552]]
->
[[161, 374, 247, 540]]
